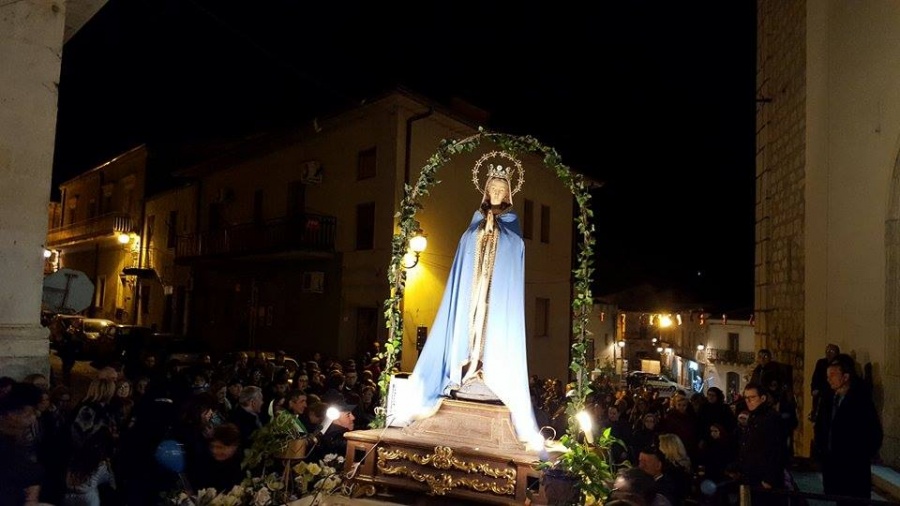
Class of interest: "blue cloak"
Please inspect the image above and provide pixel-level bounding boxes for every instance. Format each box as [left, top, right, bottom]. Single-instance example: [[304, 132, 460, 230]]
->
[[404, 209, 542, 447]]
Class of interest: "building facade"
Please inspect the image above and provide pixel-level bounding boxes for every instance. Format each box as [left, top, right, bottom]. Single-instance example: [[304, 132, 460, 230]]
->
[[698, 319, 756, 402], [46, 145, 148, 323], [141, 183, 198, 334], [586, 302, 621, 374], [756, 0, 900, 463], [592, 308, 707, 382], [150, 91, 578, 380]]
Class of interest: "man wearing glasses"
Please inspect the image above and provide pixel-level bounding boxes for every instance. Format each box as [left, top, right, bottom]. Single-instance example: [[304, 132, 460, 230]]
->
[[736, 382, 786, 495]]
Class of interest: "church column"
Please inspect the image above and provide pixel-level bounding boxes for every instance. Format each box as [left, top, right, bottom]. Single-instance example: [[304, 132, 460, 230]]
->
[[0, 0, 67, 379]]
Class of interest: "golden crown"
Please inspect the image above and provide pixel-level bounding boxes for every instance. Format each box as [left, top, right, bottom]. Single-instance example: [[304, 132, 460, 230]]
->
[[472, 151, 524, 196], [487, 163, 514, 180]]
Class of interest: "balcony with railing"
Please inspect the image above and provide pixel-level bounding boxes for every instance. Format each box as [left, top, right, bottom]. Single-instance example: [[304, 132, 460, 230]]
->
[[706, 348, 756, 365], [175, 213, 336, 260], [47, 212, 133, 247]]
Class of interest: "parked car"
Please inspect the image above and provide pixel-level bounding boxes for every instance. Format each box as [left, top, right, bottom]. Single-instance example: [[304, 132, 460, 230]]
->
[[100, 324, 154, 366], [48, 314, 116, 363], [111, 329, 212, 378], [637, 373, 689, 398], [81, 318, 116, 364], [159, 335, 213, 372], [625, 371, 657, 389]]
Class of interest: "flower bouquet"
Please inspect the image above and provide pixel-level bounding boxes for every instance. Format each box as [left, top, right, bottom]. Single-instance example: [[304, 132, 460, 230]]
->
[[165, 454, 347, 506]]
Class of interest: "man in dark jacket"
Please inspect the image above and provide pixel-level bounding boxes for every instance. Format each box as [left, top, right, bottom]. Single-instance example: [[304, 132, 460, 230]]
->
[[306, 400, 355, 463], [809, 344, 840, 422], [637, 446, 684, 505], [228, 386, 263, 447], [737, 382, 785, 491], [749, 349, 785, 398], [814, 353, 882, 501]]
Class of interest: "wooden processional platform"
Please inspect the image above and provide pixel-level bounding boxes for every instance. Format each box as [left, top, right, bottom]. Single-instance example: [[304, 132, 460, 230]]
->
[[343, 399, 551, 505]]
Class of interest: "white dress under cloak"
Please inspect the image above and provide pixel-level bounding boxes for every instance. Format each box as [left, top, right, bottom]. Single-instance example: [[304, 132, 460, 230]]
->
[[402, 209, 543, 449]]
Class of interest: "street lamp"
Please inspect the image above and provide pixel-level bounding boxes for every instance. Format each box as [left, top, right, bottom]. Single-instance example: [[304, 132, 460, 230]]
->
[[402, 232, 428, 269], [658, 314, 673, 328], [656, 313, 673, 356]]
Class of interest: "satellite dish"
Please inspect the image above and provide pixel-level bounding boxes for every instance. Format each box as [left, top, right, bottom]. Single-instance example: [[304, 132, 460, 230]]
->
[[42, 268, 95, 314]]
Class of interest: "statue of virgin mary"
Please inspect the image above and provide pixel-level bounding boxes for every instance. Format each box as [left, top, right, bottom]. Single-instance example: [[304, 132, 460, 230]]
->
[[401, 152, 543, 450]]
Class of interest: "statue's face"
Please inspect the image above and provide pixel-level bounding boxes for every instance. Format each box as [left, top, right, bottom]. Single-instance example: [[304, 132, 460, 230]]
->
[[486, 178, 509, 206]]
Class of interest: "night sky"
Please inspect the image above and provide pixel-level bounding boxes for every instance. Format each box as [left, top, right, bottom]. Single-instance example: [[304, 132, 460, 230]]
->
[[53, 0, 758, 315]]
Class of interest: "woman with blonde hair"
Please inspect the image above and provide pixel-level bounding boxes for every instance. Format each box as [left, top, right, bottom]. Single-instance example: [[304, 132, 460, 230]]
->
[[657, 433, 693, 504], [658, 433, 692, 472], [82, 378, 117, 405], [71, 378, 118, 450]]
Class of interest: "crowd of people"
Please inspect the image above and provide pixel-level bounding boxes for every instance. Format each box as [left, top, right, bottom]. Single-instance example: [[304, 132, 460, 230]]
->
[[531, 373, 793, 504], [529, 347, 881, 505], [0, 344, 885, 506], [0, 349, 383, 506]]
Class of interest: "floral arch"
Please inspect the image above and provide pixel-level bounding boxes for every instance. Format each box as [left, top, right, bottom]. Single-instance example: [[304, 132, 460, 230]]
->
[[374, 128, 597, 437]]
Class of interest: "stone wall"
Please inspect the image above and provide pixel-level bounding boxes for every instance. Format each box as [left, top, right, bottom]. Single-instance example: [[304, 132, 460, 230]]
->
[[755, 0, 809, 455]]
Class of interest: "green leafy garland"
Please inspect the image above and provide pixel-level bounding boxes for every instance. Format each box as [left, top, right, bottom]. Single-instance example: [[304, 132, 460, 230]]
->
[[372, 128, 595, 438]]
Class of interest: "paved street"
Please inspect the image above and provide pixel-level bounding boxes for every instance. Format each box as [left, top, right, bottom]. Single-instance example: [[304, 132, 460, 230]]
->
[[789, 459, 898, 505]]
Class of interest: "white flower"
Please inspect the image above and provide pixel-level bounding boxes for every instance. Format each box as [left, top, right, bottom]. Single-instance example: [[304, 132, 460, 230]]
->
[[210, 494, 242, 506], [197, 488, 218, 499], [316, 475, 341, 493], [227, 485, 245, 498], [306, 463, 322, 476], [323, 453, 339, 463], [253, 487, 271, 506]]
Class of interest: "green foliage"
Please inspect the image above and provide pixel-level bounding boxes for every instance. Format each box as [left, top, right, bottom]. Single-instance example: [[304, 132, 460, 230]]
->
[[241, 411, 307, 472], [534, 430, 626, 503], [375, 128, 596, 441]]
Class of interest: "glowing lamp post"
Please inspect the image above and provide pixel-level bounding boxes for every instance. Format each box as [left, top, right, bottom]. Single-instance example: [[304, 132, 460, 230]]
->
[[402, 232, 428, 269]]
